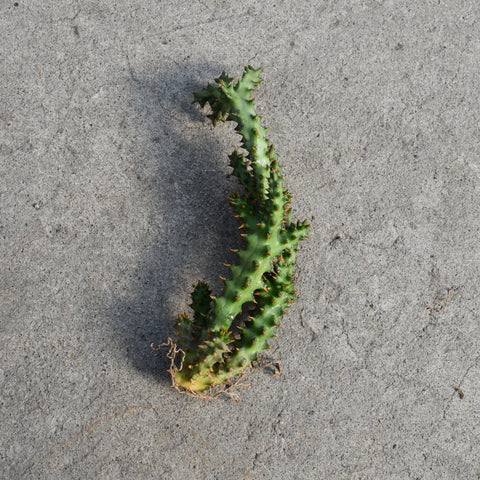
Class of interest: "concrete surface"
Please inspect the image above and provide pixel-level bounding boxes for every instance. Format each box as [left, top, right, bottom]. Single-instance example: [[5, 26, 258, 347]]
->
[[1, 1, 480, 478]]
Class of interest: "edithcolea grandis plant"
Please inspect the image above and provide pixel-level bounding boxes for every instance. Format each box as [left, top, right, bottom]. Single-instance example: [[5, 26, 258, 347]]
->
[[169, 66, 309, 393]]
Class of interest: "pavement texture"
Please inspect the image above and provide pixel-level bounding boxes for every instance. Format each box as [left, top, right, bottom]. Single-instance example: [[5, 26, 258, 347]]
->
[[1, 1, 480, 478]]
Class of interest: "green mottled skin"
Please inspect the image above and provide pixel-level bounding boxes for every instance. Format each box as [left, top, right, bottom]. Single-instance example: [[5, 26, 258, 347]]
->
[[173, 66, 309, 392]]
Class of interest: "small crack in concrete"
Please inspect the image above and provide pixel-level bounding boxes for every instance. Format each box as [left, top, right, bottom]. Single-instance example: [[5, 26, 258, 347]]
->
[[443, 355, 480, 419]]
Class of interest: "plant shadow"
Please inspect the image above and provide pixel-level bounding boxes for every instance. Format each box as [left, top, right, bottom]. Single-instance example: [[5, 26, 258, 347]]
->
[[105, 61, 246, 385]]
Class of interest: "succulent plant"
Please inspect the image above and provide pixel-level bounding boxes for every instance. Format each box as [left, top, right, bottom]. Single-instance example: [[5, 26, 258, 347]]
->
[[169, 66, 309, 393]]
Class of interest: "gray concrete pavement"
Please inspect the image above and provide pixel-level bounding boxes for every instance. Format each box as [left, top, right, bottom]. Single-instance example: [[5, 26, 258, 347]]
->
[[1, 1, 480, 478]]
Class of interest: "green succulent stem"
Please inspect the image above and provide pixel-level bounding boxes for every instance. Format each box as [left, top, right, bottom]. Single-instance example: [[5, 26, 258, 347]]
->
[[172, 66, 309, 393]]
